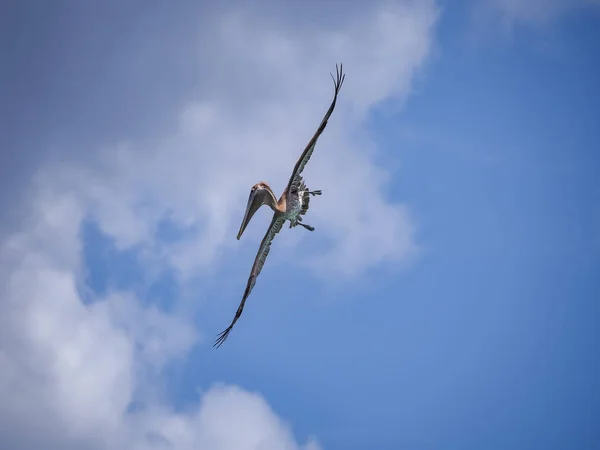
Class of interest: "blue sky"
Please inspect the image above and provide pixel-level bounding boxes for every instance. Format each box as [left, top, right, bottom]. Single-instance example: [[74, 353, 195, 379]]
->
[[1, 1, 599, 449]]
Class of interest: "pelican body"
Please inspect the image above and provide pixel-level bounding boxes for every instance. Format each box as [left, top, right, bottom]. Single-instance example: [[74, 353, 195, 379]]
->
[[237, 178, 319, 240], [214, 64, 345, 348]]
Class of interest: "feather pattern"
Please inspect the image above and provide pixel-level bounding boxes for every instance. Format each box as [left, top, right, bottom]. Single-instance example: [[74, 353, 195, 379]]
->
[[285, 63, 345, 193], [214, 214, 285, 347]]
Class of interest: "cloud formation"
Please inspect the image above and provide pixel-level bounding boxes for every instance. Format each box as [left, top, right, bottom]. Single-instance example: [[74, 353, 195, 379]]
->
[[1, 1, 438, 448], [24, 1, 435, 279], [0, 177, 316, 449]]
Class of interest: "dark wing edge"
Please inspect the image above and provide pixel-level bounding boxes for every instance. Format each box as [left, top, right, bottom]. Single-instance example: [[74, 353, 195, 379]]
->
[[286, 63, 345, 191], [213, 214, 285, 348]]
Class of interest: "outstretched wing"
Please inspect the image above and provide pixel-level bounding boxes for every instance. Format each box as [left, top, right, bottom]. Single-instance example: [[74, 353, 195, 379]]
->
[[214, 214, 285, 348], [286, 63, 345, 192]]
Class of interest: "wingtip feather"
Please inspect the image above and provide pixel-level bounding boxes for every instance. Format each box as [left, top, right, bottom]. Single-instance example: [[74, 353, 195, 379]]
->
[[213, 327, 232, 348]]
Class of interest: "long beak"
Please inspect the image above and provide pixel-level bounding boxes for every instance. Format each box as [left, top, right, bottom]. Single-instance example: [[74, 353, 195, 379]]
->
[[237, 191, 263, 240]]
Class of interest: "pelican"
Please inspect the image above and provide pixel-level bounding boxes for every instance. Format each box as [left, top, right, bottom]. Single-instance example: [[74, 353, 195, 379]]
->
[[214, 64, 345, 348]]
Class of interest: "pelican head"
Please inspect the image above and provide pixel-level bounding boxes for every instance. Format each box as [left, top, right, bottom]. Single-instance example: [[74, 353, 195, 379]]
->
[[237, 182, 276, 240]]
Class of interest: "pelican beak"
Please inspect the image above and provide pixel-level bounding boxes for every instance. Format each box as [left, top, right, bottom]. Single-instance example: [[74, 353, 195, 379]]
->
[[237, 190, 263, 240]]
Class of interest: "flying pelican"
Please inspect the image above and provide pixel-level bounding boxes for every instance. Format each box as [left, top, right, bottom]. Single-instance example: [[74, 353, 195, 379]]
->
[[214, 64, 345, 348]]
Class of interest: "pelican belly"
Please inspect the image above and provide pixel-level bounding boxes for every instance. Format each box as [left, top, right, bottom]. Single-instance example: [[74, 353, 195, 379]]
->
[[285, 176, 313, 228], [285, 189, 304, 220]]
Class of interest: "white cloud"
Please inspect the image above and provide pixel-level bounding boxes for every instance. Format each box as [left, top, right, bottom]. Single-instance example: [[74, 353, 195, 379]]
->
[[0, 184, 318, 450], [0, 1, 438, 448], [60, 0, 435, 279]]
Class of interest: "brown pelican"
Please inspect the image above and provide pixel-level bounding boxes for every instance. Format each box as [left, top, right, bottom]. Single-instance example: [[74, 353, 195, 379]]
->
[[214, 64, 345, 348]]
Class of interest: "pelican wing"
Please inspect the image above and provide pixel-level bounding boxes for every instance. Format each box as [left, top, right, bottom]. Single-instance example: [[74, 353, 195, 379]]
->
[[286, 63, 345, 191], [214, 214, 285, 347]]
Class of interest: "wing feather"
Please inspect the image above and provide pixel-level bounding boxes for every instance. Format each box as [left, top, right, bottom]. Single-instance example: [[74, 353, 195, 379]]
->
[[286, 63, 345, 191], [214, 214, 285, 347]]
